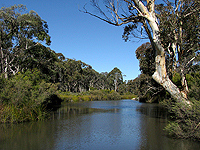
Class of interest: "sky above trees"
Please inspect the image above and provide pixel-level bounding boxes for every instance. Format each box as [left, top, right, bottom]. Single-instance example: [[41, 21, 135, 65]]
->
[[1, 0, 150, 80]]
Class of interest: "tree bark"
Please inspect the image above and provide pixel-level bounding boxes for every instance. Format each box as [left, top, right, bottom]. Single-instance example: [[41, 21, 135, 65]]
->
[[133, 0, 189, 103]]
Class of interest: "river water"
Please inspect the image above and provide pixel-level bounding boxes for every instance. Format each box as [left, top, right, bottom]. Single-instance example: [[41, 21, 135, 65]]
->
[[0, 100, 199, 150]]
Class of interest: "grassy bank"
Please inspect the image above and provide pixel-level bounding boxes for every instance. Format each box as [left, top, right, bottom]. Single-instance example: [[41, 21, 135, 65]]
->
[[58, 90, 136, 102]]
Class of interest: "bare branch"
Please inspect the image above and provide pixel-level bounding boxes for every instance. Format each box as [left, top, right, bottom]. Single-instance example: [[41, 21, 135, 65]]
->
[[80, 0, 149, 27], [184, 7, 200, 18], [80, 4, 119, 26]]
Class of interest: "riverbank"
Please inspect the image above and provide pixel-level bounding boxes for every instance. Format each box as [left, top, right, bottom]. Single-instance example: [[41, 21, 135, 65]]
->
[[0, 87, 136, 124], [58, 90, 137, 102]]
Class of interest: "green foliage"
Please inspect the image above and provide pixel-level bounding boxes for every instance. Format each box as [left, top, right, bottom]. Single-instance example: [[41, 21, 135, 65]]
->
[[0, 103, 48, 123], [0, 69, 58, 123], [162, 99, 200, 141], [172, 72, 182, 88], [0, 69, 57, 105], [160, 69, 200, 141], [58, 89, 132, 102], [0, 5, 51, 78], [135, 42, 155, 75], [187, 71, 200, 100], [107, 67, 123, 92]]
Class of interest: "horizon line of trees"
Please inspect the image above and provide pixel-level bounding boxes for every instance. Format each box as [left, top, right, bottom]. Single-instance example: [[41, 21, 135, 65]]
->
[[0, 4, 129, 94]]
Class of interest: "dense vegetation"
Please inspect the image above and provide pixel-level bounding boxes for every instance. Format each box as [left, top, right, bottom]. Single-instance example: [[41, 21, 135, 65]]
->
[[0, 5, 135, 123]]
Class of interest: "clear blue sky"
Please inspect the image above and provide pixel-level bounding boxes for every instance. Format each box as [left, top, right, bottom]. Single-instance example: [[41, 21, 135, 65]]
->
[[1, 0, 150, 81]]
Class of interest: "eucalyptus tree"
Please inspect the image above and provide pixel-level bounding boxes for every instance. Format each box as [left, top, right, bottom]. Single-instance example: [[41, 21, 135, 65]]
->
[[82, 0, 200, 103], [107, 67, 123, 91], [136, 42, 155, 75], [22, 44, 59, 82], [88, 70, 101, 90], [90, 72, 110, 90], [156, 0, 200, 98], [135, 42, 164, 101], [0, 5, 51, 78], [126, 78, 140, 94]]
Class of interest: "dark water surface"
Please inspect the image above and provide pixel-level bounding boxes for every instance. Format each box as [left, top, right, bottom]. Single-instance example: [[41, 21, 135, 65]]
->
[[0, 100, 199, 150]]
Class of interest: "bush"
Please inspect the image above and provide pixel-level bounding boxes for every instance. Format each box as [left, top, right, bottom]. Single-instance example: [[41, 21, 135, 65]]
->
[[0, 69, 59, 123], [120, 94, 136, 99], [59, 89, 133, 102], [162, 99, 200, 141]]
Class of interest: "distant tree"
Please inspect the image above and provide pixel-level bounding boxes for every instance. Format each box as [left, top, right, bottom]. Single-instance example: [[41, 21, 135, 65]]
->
[[126, 78, 140, 95], [107, 67, 123, 92], [136, 42, 155, 75], [92, 72, 110, 90]]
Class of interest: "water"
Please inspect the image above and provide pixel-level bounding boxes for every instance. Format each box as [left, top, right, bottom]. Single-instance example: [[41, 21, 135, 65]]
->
[[0, 100, 199, 150]]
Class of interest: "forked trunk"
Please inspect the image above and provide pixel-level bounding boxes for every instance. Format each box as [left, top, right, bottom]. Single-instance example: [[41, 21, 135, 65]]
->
[[133, 0, 189, 103], [152, 52, 188, 103], [150, 20, 188, 103]]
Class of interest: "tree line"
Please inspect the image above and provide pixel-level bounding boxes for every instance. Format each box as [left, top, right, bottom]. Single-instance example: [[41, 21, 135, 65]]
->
[[0, 5, 127, 94]]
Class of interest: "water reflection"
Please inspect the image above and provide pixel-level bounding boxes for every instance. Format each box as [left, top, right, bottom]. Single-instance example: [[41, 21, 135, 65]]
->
[[0, 100, 199, 150], [137, 102, 200, 150], [137, 103, 168, 119]]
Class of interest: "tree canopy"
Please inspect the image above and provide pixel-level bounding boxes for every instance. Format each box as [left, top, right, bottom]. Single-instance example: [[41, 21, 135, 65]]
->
[[0, 4, 51, 78]]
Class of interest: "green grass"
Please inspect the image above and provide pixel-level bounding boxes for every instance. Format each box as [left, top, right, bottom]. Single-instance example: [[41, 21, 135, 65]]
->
[[58, 90, 136, 102]]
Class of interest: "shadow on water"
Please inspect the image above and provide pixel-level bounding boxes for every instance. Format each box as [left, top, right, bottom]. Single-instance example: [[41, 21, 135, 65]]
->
[[50, 102, 120, 120], [135, 102, 200, 150], [136, 103, 169, 119]]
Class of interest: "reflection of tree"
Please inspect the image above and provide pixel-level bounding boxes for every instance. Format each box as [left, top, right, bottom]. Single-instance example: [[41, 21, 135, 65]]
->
[[136, 103, 197, 150], [0, 122, 57, 149], [53, 101, 123, 149], [137, 103, 168, 119]]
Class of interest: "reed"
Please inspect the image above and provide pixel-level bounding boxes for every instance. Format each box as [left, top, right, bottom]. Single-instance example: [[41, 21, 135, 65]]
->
[[0, 103, 48, 123]]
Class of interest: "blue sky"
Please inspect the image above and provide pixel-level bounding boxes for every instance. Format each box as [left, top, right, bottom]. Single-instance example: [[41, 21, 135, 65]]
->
[[1, 0, 150, 81]]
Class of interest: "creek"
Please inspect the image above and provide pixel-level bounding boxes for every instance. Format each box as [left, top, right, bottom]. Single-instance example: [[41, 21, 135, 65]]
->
[[0, 100, 199, 150]]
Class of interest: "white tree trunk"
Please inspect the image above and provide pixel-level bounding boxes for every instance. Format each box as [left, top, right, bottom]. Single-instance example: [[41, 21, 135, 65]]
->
[[133, 0, 188, 103]]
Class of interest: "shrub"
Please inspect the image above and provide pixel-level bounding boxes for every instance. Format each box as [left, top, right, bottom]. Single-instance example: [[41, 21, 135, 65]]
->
[[162, 99, 200, 141], [187, 72, 200, 100], [0, 70, 58, 123]]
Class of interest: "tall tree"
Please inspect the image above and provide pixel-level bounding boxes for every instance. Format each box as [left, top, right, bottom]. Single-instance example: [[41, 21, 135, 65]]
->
[[107, 67, 123, 92], [0, 5, 51, 78], [82, 0, 199, 103], [156, 0, 200, 98]]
